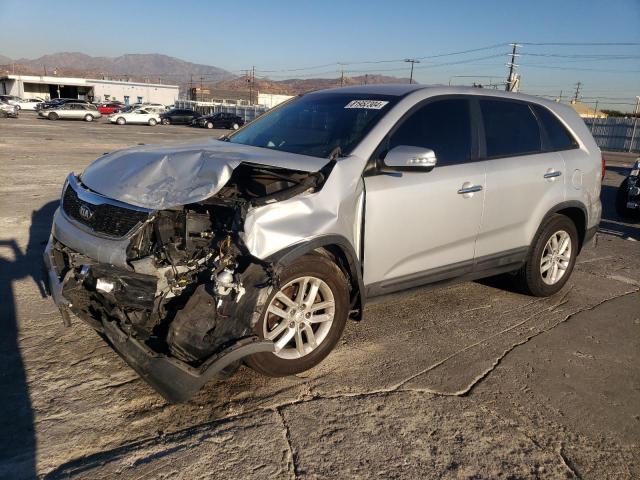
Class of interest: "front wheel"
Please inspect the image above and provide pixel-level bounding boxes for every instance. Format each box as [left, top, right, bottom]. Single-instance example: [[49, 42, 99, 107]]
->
[[148, 118, 157, 126], [514, 214, 578, 297], [246, 254, 349, 377], [48, 112, 58, 120], [206, 121, 214, 129], [116, 117, 126, 125], [161, 118, 170, 125], [84, 114, 93, 122], [231, 122, 239, 130]]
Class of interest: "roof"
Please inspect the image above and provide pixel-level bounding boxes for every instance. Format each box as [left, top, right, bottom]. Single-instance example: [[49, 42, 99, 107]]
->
[[306, 83, 565, 106], [0, 74, 178, 89]]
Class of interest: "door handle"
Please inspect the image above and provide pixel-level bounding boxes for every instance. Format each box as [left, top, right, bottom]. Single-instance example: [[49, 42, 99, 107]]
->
[[457, 184, 483, 195], [543, 170, 562, 179]]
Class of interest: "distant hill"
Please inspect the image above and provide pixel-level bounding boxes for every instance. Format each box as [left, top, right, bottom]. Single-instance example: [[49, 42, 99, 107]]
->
[[212, 74, 412, 97], [0, 52, 411, 98], [1, 52, 234, 85]]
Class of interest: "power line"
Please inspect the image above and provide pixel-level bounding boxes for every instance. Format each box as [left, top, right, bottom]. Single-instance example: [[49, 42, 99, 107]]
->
[[519, 42, 640, 46]]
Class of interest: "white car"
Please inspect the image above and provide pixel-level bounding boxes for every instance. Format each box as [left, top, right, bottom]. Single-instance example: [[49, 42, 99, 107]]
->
[[39, 103, 102, 121], [109, 109, 161, 126], [17, 98, 45, 111]]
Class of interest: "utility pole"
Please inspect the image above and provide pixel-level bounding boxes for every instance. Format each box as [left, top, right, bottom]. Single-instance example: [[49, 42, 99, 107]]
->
[[591, 100, 599, 133], [557, 90, 563, 103], [200, 76, 204, 102], [505, 43, 520, 92], [573, 82, 582, 103], [251, 66, 255, 105], [404, 58, 420, 84], [630, 96, 640, 153], [339, 63, 345, 87], [189, 74, 193, 101]]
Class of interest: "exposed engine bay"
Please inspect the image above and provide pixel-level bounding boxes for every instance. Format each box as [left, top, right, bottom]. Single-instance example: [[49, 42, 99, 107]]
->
[[48, 162, 331, 370]]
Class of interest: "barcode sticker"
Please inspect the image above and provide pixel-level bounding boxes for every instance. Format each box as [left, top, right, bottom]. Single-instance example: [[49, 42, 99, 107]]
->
[[344, 100, 389, 109]]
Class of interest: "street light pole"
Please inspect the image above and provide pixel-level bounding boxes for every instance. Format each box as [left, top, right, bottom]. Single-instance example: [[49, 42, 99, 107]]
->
[[404, 59, 420, 84]]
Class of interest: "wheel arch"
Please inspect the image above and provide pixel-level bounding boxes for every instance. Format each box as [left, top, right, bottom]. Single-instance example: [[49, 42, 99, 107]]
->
[[542, 201, 588, 252], [265, 235, 365, 320]]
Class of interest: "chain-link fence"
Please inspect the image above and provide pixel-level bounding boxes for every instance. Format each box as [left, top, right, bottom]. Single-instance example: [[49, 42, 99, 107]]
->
[[583, 117, 640, 153]]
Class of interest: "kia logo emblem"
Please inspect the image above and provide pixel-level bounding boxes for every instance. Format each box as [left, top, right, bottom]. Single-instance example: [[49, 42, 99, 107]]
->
[[79, 204, 94, 220]]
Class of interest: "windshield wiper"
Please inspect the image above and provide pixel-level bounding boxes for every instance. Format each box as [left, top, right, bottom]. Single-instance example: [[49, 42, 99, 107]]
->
[[328, 146, 346, 160]]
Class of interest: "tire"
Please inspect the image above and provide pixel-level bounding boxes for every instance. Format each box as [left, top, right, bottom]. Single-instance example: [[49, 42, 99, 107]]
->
[[514, 214, 579, 297], [232, 123, 239, 130], [206, 122, 214, 129], [15, 105, 20, 111], [148, 118, 157, 126], [615, 178, 636, 219], [116, 117, 126, 125], [48, 112, 58, 120], [84, 114, 93, 122], [161, 118, 170, 125], [246, 253, 349, 377]]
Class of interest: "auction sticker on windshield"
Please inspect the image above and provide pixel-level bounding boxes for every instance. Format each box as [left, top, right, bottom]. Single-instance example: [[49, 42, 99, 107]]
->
[[344, 100, 389, 109]]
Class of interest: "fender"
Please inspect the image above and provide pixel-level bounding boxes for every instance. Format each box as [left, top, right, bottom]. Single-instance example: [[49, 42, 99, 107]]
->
[[265, 234, 365, 320], [538, 200, 590, 251]]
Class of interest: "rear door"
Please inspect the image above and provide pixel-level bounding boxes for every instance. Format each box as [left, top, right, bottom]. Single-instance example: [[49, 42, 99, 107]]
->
[[474, 98, 566, 260], [363, 97, 486, 293]]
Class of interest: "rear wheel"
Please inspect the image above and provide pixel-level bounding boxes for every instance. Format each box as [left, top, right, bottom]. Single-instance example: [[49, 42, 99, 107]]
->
[[514, 214, 578, 297], [246, 254, 349, 377], [148, 118, 157, 126], [48, 112, 58, 120], [206, 121, 214, 129], [116, 117, 126, 125], [84, 114, 93, 122]]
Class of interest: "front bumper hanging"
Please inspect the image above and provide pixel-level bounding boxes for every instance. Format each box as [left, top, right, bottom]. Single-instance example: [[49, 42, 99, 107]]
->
[[43, 235, 275, 403]]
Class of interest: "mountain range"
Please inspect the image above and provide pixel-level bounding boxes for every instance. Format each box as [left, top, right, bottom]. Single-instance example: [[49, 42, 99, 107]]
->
[[0, 52, 409, 96]]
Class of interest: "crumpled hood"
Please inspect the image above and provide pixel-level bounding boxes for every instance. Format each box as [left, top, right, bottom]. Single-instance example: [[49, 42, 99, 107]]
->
[[80, 139, 327, 210]]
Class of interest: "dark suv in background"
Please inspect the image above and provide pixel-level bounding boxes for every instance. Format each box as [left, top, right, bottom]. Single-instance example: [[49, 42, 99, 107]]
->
[[193, 112, 245, 130]]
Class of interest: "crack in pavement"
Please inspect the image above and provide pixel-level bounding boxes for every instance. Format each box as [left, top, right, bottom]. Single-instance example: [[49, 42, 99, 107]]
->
[[274, 407, 299, 480], [558, 444, 582, 479], [41, 288, 638, 477]]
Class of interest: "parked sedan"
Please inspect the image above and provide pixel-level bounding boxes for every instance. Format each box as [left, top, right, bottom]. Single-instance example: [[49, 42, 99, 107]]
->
[[160, 108, 201, 125], [0, 95, 21, 108], [97, 102, 124, 115], [17, 98, 45, 110], [0, 101, 19, 118], [109, 109, 161, 126], [36, 98, 90, 111], [193, 112, 245, 130], [39, 103, 102, 121]]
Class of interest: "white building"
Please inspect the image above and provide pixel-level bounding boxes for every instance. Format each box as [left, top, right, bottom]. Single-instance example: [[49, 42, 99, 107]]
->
[[257, 92, 294, 108], [0, 74, 179, 106]]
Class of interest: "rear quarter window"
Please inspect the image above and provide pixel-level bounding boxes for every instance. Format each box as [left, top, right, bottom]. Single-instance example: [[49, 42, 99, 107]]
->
[[480, 99, 541, 158], [532, 105, 578, 151]]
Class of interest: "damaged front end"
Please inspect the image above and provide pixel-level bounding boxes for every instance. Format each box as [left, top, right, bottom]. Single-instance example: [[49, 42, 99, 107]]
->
[[45, 161, 330, 402]]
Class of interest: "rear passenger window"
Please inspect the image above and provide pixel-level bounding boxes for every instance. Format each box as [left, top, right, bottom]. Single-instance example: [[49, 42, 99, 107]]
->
[[388, 99, 472, 166], [480, 100, 541, 157], [532, 105, 577, 151]]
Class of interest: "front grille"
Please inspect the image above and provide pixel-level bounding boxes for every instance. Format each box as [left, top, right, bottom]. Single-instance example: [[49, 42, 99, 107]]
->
[[62, 185, 149, 237]]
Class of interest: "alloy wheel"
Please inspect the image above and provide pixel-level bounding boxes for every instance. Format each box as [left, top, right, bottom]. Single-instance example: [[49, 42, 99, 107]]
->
[[540, 230, 572, 285], [263, 276, 335, 359]]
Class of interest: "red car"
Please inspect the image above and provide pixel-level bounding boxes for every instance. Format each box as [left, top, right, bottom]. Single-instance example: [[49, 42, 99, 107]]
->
[[97, 102, 124, 115]]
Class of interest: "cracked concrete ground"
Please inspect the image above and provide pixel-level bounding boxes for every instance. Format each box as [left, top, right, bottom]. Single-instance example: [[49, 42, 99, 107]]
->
[[1, 114, 638, 479]]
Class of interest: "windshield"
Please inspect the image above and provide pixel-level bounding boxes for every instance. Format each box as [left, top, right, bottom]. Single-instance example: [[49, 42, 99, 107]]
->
[[228, 93, 397, 158]]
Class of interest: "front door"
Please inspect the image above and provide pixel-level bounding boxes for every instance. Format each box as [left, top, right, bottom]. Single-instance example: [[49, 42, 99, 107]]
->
[[363, 97, 486, 295]]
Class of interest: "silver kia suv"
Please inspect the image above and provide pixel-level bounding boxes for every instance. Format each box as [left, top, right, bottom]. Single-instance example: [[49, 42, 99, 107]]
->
[[44, 85, 602, 402]]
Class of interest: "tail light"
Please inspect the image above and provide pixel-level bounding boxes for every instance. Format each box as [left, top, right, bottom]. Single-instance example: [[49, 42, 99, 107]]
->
[[601, 154, 606, 180]]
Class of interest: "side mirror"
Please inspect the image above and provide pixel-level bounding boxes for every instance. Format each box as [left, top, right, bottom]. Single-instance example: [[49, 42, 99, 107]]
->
[[382, 145, 437, 172]]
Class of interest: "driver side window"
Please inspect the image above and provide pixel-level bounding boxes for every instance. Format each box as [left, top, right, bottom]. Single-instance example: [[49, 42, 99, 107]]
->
[[388, 98, 472, 167]]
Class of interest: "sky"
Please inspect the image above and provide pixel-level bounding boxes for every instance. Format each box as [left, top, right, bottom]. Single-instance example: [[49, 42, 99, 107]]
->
[[1, 0, 639, 110]]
